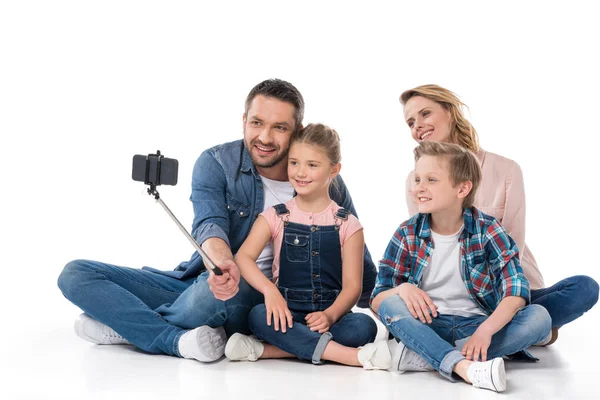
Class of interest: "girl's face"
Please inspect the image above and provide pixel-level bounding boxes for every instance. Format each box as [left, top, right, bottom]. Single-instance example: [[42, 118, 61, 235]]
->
[[404, 96, 453, 144], [287, 142, 340, 198]]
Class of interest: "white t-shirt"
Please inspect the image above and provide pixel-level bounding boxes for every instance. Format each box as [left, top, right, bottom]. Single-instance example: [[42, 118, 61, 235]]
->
[[420, 227, 486, 318], [255, 176, 295, 279]]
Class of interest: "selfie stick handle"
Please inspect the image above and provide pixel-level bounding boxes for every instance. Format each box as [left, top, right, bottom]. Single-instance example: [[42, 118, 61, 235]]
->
[[152, 192, 223, 276]]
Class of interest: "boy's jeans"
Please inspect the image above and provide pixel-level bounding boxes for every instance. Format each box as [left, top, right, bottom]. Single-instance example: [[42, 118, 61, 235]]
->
[[57, 259, 263, 357], [249, 304, 377, 364], [378, 295, 551, 382]]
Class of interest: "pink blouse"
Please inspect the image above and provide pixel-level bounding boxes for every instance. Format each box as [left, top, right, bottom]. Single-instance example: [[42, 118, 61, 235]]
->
[[406, 149, 544, 290]]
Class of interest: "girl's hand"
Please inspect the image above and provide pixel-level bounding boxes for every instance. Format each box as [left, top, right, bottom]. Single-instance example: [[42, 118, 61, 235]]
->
[[264, 287, 293, 333], [305, 311, 334, 333], [397, 283, 438, 324], [461, 327, 492, 361]]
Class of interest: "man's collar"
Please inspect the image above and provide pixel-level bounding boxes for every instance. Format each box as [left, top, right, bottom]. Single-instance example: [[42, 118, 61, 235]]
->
[[240, 143, 255, 174]]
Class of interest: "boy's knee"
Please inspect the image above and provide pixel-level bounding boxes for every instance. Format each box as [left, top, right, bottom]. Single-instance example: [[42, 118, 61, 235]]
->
[[378, 295, 413, 324], [527, 304, 552, 335]]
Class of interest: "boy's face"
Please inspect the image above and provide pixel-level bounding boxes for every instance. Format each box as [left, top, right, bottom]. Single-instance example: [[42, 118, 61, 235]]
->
[[414, 155, 466, 214]]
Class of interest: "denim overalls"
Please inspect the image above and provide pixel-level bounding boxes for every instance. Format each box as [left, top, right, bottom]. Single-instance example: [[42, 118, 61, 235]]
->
[[248, 203, 377, 364]]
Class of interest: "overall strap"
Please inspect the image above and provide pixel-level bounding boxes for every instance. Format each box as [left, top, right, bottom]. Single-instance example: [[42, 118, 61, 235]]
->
[[334, 208, 350, 230], [273, 203, 290, 225]]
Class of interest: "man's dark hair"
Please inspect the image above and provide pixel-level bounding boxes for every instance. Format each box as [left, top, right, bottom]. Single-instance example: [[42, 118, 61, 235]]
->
[[245, 79, 304, 130]]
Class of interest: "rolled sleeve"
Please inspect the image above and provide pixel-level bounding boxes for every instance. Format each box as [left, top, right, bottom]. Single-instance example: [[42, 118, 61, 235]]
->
[[485, 222, 531, 304], [190, 150, 231, 246]]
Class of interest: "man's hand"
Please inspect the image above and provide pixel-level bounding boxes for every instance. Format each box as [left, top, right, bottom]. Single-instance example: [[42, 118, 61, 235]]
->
[[305, 311, 334, 333], [397, 283, 438, 324], [264, 287, 293, 333], [461, 327, 493, 361], [207, 260, 240, 301]]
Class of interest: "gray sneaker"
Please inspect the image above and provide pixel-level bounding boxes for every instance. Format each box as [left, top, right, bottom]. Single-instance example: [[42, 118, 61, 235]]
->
[[178, 326, 227, 362], [390, 341, 434, 372], [74, 313, 130, 345]]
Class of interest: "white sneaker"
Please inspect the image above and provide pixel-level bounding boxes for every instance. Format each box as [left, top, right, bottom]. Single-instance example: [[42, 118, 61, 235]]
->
[[74, 314, 130, 345], [390, 341, 434, 372], [178, 326, 227, 362], [467, 357, 507, 392], [224, 333, 264, 361], [357, 341, 392, 370]]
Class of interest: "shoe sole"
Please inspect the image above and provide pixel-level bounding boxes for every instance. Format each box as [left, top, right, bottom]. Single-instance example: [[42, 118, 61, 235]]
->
[[195, 326, 226, 362], [491, 358, 507, 392], [391, 342, 406, 372]]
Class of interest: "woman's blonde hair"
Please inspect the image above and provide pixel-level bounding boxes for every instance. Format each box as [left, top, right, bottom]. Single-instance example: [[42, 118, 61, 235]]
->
[[400, 84, 479, 153], [291, 123, 341, 165]]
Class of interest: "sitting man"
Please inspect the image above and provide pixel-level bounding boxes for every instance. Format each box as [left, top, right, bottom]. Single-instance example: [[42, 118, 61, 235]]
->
[[57, 78, 377, 363]]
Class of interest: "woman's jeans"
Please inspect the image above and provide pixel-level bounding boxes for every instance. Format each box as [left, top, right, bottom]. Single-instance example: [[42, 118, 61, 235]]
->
[[249, 304, 377, 364], [378, 295, 551, 382], [530, 275, 598, 328], [57, 259, 263, 357]]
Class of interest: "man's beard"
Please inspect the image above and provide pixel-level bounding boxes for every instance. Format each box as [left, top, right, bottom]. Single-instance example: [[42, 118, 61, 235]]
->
[[245, 139, 289, 169]]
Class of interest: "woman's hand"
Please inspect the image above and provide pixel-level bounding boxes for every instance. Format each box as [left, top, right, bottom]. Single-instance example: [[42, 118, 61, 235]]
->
[[264, 287, 293, 333], [397, 283, 438, 323]]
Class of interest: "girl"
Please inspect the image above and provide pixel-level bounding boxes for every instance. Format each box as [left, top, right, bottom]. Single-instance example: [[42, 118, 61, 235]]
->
[[224, 123, 390, 369], [400, 84, 598, 345]]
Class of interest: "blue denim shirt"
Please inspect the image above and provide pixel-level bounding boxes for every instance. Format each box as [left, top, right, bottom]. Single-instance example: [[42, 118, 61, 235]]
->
[[144, 139, 376, 307]]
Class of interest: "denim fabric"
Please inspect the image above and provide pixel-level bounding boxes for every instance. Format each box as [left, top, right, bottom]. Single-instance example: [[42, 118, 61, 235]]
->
[[58, 260, 263, 356], [249, 305, 377, 363], [373, 207, 530, 313], [145, 140, 376, 307], [248, 214, 377, 362], [378, 295, 551, 382], [531, 275, 599, 328]]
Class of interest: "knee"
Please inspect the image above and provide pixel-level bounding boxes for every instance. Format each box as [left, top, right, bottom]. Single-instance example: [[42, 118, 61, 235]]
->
[[378, 295, 413, 325], [525, 304, 552, 337], [572, 276, 599, 310], [248, 304, 267, 333], [353, 314, 378, 343], [57, 259, 93, 300]]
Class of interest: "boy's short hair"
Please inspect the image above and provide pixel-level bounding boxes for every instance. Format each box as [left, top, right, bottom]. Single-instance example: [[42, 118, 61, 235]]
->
[[414, 141, 482, 208]]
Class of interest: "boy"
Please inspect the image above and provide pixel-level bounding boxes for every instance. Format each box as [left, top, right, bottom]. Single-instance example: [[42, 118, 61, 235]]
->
[[370, 141, 551, 392]]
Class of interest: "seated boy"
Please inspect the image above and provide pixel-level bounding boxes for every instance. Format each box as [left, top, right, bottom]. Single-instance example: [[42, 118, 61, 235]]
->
[[370, 141, 551, 392]]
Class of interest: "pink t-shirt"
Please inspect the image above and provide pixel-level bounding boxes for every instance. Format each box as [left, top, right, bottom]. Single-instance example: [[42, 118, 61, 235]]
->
[[260, 198, 363, 283]]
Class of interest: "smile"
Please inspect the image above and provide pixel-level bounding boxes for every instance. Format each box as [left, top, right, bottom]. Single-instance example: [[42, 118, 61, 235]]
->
[[419, 130, 433, 140], [254, 144, 276, 153], [418, 197, 431, 202], [295, 180, 312, 186]]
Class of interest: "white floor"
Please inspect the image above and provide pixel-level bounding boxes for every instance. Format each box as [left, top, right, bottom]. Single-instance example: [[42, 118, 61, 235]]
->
[[3, 301, 599, 400]]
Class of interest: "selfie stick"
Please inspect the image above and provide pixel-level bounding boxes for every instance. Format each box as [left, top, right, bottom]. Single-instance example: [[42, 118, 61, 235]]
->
[[147, 185, 223, 276]]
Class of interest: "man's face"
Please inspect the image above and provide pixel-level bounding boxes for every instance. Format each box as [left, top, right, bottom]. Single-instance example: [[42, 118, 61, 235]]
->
[[243, 95, 296, 169]]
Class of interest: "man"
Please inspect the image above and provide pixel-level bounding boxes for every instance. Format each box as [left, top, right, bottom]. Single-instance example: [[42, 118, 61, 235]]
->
[[58, 79, 376, 363]]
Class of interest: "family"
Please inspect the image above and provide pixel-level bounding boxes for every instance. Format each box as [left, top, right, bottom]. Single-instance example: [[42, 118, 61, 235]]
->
[[57, 79, 598, 392]]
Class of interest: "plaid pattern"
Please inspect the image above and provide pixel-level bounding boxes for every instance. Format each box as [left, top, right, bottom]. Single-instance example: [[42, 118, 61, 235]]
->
[[371, 207, 530, 315]]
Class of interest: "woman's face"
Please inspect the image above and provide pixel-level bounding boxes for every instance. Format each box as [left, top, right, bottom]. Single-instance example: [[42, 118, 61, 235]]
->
[[404, 95, 453, 144]]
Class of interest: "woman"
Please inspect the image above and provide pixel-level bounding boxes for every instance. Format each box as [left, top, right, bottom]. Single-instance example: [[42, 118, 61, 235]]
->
[[400, 84, 598, 345]]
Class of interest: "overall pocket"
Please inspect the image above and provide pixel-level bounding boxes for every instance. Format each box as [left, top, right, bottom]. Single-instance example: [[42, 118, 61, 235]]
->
[[284, 233, 310, 263]]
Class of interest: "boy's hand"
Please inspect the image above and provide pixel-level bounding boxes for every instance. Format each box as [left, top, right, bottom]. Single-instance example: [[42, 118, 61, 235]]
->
[[305, 311, 334, 333], [264, 287, 293, 333], [397, 283, 438, 323], [207, 260, 240, 301], [461, 327, 492, 361]]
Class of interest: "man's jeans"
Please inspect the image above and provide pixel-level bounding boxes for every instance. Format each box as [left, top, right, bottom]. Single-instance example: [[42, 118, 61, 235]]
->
[[57, 259, 263, 357], [249, 304, 377, 364], [531, 275, 598, 328], [378, 295, 551, 382]]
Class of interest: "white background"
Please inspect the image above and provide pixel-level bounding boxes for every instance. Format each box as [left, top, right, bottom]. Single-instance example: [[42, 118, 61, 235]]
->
[[1, 1, 599, 398]]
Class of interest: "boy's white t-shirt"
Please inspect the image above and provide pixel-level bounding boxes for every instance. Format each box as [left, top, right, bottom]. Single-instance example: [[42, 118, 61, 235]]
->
[[421, 227, 486, 318], [255, 176, 295, 279]]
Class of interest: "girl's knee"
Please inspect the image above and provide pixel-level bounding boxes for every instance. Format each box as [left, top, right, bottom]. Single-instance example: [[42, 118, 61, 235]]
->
[[248, 304, 267, 332]]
